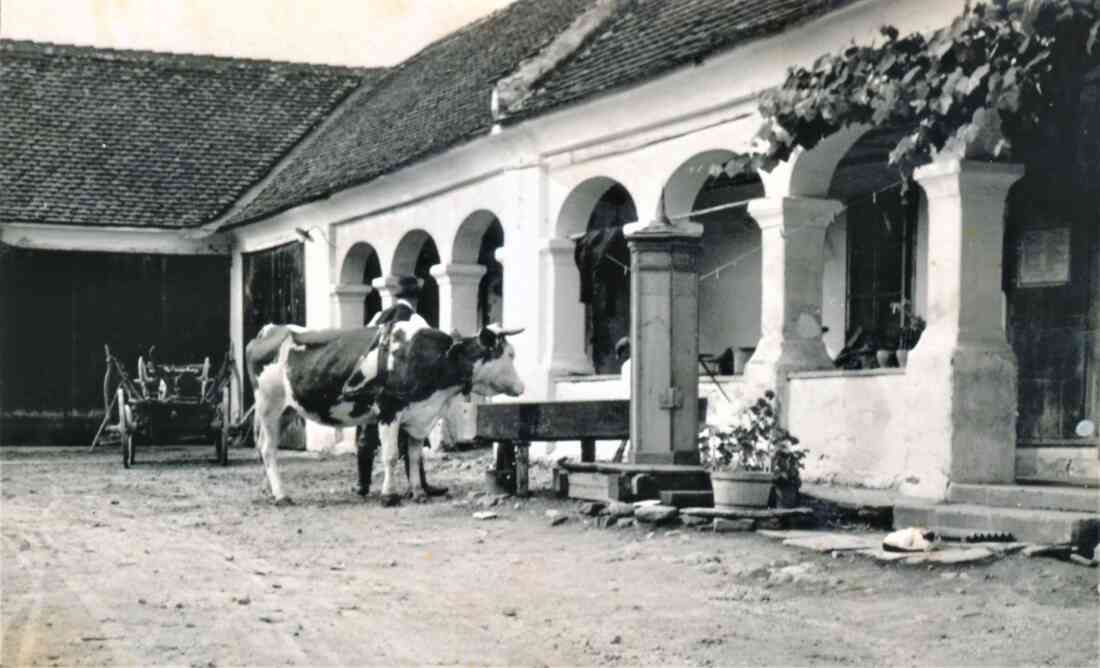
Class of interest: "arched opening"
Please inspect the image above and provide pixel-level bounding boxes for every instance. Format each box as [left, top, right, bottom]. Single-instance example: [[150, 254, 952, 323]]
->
[[559, 181, 637, 374], [663, 150, 764, 373], [827, 126, 925, 366], [452, 210, 504, 332], [392, 230, 440, 328], [339, 241, 383, 326], [476, 220, 504, 328], [414, 241, 440, 328]]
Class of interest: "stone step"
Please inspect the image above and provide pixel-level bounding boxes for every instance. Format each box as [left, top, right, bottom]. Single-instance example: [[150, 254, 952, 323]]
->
[[659, 490, 712, 508], [949, 483, 1099, 514], [895, 502, 1099, 553]]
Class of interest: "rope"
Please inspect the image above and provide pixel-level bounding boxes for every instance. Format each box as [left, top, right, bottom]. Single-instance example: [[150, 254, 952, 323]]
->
[[699, 179, 906, 281], [667, 197, 754, 221], [569, 178, 908, 282]]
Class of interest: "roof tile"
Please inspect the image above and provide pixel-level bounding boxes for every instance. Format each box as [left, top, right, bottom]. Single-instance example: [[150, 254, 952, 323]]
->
[[222, 0, 593, 227], [0, 39, 380, 228], [509, 0, 843, 118]]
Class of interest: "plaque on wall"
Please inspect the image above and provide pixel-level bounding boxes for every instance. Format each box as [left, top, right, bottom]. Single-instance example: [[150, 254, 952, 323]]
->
[[1017, 227, 1071, 287]]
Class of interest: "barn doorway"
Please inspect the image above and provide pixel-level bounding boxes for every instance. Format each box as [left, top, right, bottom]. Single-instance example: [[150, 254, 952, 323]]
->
[[242, 241, 305, 407]]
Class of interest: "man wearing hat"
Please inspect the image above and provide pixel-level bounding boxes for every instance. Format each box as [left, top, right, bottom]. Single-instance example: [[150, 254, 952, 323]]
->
[[356, 275, 448, 498], [367, 275, 429, 329]]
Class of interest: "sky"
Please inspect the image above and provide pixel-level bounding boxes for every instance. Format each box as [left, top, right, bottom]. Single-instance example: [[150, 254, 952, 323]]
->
[[0, 0, 517, 67]]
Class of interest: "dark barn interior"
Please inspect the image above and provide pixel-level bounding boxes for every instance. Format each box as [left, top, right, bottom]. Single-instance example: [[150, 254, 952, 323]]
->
[[0, 245, 229, 444]]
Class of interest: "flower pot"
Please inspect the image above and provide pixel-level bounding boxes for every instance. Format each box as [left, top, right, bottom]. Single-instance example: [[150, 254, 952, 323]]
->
[[710, 470, 773, 509], [875, 349, 892, 368], [895, 349, 909, 367]]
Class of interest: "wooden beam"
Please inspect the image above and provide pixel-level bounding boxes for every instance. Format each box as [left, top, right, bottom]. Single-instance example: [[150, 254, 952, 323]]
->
[[515, 442, 530, 498], [476, 398, 706, 441]]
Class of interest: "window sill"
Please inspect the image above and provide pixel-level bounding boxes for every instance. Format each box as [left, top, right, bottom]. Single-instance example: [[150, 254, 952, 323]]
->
[[554, 374, 624, 384], [788, 368, 906, 380], [554, 374, 747, 384]]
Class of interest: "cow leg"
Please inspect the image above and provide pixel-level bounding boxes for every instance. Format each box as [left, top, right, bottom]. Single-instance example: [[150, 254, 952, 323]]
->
[[415, 439, 448, 497], [405, 436, 427, 503], [356, 424, 379, 497], [378, 420, 402, 507], [400, 432, 411, 485], [254, 368, 291, 505]]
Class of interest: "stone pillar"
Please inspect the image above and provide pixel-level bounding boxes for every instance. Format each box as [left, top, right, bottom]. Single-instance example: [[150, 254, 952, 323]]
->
[[745, 197, 842, 392], [430, 263, 486, 336], [330, 283, 373, 328], [908, 159, 1024, 487], [540, 238, 593, 378], [624, 217, 704, 465]]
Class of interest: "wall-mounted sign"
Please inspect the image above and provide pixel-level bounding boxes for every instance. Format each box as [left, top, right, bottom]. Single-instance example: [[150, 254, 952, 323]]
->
[[1017, 227, 1071, 287]]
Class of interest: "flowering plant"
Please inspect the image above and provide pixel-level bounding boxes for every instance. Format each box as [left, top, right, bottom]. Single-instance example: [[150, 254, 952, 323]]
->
[[698, 390, 804, 484]]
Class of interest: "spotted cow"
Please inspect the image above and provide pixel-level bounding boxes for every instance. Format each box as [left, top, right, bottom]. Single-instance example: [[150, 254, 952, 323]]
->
[[245, 322, 524, 505]]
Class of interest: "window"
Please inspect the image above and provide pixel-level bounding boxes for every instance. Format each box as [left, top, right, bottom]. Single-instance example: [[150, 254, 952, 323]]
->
[[845, 189, 918, 350]]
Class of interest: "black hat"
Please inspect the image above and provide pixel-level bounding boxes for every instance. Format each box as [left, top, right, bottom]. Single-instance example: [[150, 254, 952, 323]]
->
[[394, 276, 422, 299]]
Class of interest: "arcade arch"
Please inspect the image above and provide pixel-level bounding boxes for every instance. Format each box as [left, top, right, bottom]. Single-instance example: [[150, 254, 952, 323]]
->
[[334, 241, 382, 327], [661, 150, 765, 372], [448, 210, 504, 333], [391, 230, 440, 328], [555, 178, 637, 374]]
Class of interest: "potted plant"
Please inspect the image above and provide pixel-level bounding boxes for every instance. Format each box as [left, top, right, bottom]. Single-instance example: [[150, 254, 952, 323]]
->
[[890, 300, 926, 367], [699, 390, 804, 509], [875, 345, 894, 369], [770, 430, 807, 509]]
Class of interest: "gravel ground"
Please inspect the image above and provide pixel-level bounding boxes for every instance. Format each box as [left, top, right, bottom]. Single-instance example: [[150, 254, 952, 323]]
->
[[2, 445, 1098, 667]]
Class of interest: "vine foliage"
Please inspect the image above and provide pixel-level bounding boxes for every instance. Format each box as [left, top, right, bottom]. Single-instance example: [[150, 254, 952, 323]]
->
[[732, 0, 1100, 179]]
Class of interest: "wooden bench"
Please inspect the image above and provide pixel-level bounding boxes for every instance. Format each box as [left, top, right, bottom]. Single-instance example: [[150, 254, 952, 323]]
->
[[475, 398, 707, 498]]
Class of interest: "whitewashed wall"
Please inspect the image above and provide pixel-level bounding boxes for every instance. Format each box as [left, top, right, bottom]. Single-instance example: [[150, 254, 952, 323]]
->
[[224, 0, 967, 461], [787, 369, 947, 499]]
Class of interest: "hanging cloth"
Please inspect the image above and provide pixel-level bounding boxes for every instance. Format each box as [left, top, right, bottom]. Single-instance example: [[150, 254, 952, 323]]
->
[[573, 227, 629, 304]]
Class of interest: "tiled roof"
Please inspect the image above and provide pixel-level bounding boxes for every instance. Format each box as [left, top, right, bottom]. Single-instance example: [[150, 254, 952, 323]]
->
[[0, 39, 379, 228], [5, 1, 849, 231], [220, 0, 593, 228], [504, 0, 845, 119]]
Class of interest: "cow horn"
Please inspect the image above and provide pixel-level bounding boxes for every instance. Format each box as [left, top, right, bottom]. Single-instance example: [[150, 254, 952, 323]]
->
[[486, 323, 524, 337]]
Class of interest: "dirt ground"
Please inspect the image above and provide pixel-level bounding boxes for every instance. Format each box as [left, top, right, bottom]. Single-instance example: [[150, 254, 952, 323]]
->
[[2, 445, 1098, 668]]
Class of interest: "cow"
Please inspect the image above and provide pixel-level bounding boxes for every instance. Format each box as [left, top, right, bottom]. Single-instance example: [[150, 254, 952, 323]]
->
[[245, 321, 525, 506]]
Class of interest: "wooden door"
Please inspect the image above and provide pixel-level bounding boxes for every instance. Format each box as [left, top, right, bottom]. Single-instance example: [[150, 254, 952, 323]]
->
[[242, 241, 305, 406], [1006, 69, 1099, 484]]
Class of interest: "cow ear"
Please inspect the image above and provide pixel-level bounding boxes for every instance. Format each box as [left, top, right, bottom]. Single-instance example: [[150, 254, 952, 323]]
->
[[478, 327, 498, 349]]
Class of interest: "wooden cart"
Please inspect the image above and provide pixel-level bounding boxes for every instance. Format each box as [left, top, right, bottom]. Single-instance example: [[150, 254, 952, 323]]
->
[[90, 345, 247, 467]]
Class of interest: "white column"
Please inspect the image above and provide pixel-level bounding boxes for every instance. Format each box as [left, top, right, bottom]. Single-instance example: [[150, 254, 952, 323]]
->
[[229, 249, 245, 412], [745, 197, 842, 392], [495, 243, 544, 401], [330, 284, 373, 328], [430, 263, 485, 336], [540, 237, 594, 378], [908, 159, 1023, 487]]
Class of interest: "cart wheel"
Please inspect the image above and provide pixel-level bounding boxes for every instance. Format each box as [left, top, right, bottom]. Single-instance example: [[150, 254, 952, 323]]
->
[[216, 389, 231, 466], [117, 388, 134, 469]]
